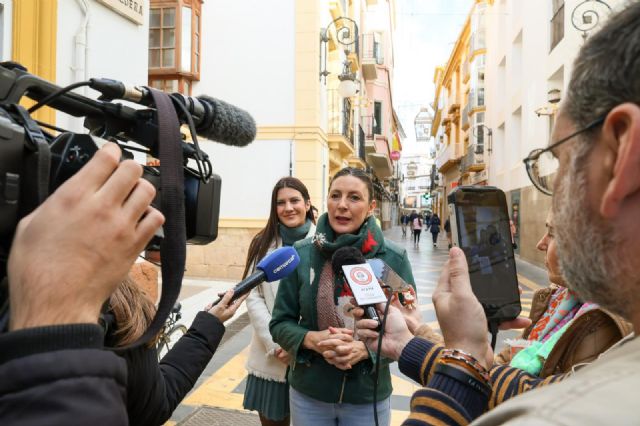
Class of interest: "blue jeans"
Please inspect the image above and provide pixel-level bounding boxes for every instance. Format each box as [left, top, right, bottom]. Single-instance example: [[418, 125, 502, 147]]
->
[[289, 386, 391, 426]]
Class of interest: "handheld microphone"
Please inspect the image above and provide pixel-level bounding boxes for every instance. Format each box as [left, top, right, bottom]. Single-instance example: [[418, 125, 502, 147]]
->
[[88, 79, 257, 147], [331, 247, 383, 331], [211, 246, 300, 306]]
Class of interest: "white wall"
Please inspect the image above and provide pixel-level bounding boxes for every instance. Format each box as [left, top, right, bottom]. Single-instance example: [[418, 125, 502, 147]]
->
[[0, 0, 12, 61], [195, 0, 295, 125], [56, 0, 150, 132], [199, 139, 292, 218], [192, 0, 296, 220]]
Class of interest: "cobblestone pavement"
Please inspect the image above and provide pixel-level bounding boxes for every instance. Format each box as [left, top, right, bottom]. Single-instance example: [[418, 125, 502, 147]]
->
[[166, 226, 547, 426]]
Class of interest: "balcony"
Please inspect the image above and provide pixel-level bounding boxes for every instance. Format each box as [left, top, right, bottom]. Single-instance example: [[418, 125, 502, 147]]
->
[[469, 88, 485, 111], [327, 89, 354, 159], [460, 145, 486, 173], [435, 142, 462, 173], [361, 33, 383, 80], [469, 31, 486, 53]]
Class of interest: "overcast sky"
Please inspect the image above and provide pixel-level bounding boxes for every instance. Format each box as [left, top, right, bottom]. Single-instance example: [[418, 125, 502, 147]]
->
[[393, 0, 471, 156]]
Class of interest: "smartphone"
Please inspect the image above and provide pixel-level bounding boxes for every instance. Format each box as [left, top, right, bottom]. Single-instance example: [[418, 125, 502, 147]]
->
[[447, 186, 521, 323]]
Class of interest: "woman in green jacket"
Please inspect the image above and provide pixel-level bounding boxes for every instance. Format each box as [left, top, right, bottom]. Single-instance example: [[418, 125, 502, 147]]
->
[[270, 167, 416, 426]]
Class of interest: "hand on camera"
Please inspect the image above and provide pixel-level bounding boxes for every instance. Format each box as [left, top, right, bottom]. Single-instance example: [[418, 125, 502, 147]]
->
[[205, 289, 248, 322], [8, 143, 164, 330], [354, 305, 414, 361]]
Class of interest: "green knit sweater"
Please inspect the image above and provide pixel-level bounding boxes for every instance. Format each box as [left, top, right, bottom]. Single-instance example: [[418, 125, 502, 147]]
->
[[269, 236, 415, 404]]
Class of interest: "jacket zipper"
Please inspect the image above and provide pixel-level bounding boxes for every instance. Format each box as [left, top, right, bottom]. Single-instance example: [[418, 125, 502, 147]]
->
[[338, 374, 347, 403]]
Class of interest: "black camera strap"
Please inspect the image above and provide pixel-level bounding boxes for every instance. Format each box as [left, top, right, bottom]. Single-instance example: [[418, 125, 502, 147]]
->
[[10, 104, 51, 213], [114, 88, 186, 350]]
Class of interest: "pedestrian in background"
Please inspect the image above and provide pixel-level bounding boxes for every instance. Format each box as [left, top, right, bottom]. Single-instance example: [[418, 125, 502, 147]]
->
[[429, 213, 441, 247], [242, 177, 316, 426], [412, 214, 423, 246], [400, 212, 409, 237], [270, 167, 415, 426]]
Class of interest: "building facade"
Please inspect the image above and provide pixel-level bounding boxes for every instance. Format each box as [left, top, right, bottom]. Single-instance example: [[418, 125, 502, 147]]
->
[[430, 0, 488, 221], [4, 0, 149, 129], [483, 0, 623, 265], [157, 0, 403, 279], [432, 0, 623, 266]]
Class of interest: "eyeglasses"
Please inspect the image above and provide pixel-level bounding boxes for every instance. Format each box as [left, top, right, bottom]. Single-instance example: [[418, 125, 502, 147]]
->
[[523, 117, 605, 196]]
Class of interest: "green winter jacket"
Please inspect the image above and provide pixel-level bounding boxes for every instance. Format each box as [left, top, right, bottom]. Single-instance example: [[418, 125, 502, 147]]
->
[[269, 236, 415, 405]]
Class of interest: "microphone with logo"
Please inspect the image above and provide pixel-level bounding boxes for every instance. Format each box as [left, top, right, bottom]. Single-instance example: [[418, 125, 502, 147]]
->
[[331, 247, 386, 331], [211, 246, 300, 306]]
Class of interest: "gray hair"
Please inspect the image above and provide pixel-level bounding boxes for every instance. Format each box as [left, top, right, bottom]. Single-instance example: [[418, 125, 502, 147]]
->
[[565, 1, 640, 134]]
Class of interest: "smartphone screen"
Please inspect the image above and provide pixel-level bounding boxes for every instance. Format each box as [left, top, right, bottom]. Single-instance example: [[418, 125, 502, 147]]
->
[[448, 187, 521, 321]]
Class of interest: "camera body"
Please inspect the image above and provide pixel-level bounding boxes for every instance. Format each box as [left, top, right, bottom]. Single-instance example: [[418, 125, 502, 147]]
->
[[0, 63, 224, 264]]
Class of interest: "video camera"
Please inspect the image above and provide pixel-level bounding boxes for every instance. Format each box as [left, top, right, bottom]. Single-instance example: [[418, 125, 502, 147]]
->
[[0, 62, 256, 265]]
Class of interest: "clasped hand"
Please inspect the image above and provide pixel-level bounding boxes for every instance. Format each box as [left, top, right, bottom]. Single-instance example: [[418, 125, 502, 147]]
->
[[303, 327, 368, 370]]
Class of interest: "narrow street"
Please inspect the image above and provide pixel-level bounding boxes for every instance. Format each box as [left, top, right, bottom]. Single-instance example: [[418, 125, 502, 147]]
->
[[167, 226, 548, 426]]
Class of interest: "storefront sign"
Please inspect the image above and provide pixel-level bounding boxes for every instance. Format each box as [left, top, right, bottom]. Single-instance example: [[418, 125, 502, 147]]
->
[[390, 150, 401, 161], [96, 0, 146, 25]]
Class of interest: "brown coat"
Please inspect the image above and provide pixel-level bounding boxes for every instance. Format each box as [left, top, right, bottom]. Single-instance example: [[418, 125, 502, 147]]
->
[[495, 285, 632, 377]]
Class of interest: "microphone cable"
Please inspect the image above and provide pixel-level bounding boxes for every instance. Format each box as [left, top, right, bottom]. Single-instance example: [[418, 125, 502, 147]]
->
[[27, 81, 92, 113], [371, 284, 393, 426]]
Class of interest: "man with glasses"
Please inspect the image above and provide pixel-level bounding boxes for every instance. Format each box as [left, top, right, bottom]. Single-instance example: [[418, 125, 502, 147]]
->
[[356, 3, 640, 425]]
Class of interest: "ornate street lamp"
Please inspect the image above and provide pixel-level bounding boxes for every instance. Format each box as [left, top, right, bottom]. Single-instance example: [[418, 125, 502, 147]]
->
[[571, 0, 612, 40], [320, 17, 359, 97]]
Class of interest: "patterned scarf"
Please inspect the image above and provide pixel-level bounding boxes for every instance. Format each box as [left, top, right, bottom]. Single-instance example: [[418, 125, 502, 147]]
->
[[511, 287, 598, 375], [312, 214, 385, 331]]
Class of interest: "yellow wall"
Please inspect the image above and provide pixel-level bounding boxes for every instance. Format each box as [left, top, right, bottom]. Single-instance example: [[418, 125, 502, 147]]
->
[[295, 0, 329, 211], [12, 0, 57, 124]]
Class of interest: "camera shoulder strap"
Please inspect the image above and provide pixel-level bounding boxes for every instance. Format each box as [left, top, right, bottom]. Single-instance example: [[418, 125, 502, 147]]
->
[[114, 88, 185, 351], [10, 104, 51, 213]]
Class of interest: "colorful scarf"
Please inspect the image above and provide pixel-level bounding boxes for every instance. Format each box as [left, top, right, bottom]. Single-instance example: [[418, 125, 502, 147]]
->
[[511, 287, 598, 375], [312, 214, 385, 331], [278, 218, 312, 247]]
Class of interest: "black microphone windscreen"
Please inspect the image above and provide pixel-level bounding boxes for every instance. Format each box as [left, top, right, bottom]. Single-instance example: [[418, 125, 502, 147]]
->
[[331, 247, 366, 276], [196, 95, 256, 147]]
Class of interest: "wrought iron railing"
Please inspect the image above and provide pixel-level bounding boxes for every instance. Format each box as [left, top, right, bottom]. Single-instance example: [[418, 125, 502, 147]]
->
[[328, 89, 354, 146], [460, 145, 485, 172], [358, 124, 366, 161]]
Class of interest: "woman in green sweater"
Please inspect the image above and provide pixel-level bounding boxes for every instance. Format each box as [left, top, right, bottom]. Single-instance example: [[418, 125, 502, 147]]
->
[[270, 167, 416, 426]]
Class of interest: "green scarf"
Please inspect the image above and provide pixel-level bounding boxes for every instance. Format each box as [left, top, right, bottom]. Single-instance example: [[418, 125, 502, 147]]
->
[[311, 214, 386, 330], [278, 218, 312, 247], [312, 214, 385, 260]]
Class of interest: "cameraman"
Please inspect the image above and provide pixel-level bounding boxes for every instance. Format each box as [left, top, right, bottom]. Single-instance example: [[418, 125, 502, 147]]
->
[[0, 143, 164, 425]]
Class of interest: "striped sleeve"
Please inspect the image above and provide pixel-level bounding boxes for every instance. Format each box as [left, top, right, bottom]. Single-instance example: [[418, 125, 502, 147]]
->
[[398, 337, 445, 386], [487, 364, 571, 409]]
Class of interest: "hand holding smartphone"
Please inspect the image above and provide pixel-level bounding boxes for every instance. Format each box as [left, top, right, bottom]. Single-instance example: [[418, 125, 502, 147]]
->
[[447, 186, 521, 324]]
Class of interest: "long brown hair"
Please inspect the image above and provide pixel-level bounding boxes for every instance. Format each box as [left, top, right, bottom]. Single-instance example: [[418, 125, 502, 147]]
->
[[109, 276, 158, 347], [242, 177, 314, 279]]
